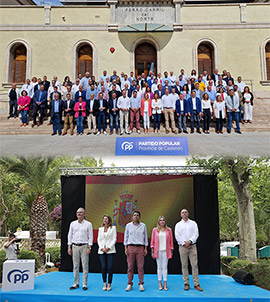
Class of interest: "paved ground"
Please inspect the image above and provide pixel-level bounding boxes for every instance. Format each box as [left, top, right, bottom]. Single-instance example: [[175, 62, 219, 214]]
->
[[0, 131, 269, 166]]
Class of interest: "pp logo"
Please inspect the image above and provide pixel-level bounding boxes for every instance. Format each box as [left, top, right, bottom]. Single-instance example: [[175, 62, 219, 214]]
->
[[7, 269, 30, 284], [121, 142, 134, 151]]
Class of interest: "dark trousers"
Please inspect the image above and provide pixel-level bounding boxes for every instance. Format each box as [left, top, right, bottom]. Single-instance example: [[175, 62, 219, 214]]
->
[[97, 111, 106, 131], [52, 113, 62, 134], [99, 253, 114, 284], [33, 105, 45, 124], [9, 99, 18, 117], [190, 110, 201, 131], [109, 113, 119, 132], [203, 108, 211, 131], [216, 118, 224, 132], [153, 113, 161, 130]]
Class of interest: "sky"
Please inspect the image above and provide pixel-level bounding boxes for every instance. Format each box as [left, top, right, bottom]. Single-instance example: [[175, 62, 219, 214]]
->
[[34, 0, 63, 5]]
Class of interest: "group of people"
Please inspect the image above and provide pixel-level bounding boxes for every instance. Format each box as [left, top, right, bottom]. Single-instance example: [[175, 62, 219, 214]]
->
[[67, 208, 202, 292], [7, 69, 254, 135]]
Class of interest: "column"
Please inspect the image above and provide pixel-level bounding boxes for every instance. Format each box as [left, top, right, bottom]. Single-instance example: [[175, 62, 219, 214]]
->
[[44, 5, 51, 25], [173, 0, 183, 31], [108, 0, 118, 32], [240, 4, 247, 23]]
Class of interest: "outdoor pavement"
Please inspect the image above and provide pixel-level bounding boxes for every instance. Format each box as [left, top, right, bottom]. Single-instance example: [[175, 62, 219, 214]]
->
[[0, 131, 269, 166]]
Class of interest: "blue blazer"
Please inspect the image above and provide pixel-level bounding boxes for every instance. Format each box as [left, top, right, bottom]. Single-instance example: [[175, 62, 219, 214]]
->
[[187, 97, 202, 113], [176, 99, 190, 115], [147, 79, 155, 88], [50, 99, 64, 118], [161, 86, 172, 96], [33, 90, 48, 108], [75, 90, 86, 103], [108, 98, 119, 115]]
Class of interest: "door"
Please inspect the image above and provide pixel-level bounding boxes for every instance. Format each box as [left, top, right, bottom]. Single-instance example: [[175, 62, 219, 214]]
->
[[135, 43, 157, 77]]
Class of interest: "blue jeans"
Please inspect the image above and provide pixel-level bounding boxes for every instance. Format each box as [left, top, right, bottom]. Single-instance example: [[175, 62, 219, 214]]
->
[[9, 99, 18, 116], [238, 105, 242, 121], [109, 113, 119, 132], [20, 110, 28, 124], [153, 113, 161, 130], [52, 113, 62, 134], [227, 111, 240, 132], [99, 253, 114, 284], [190, 110, 201, 131], [97, 111, 106, 131], [76, 115, 84, 134], [178, 112, 187, 131]]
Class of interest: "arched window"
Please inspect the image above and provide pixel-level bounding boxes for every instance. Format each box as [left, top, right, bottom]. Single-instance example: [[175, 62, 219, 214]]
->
[[77, 44, 93, 76], [135, 42, 157, 78], [266, 42, 270, 81], [12, 44, 27, 83], [198, 43, 214, 75]]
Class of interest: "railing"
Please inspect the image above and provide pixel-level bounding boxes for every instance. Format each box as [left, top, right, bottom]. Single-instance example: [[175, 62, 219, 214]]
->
[[243, 79, 254, 92], [0, 237, 60, 251]]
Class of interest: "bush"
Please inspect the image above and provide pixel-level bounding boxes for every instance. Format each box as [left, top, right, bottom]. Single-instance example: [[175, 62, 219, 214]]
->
[[250, 259, 270, 290], [221, 256, 238, 275], [45, 247, 61, 264], [0, 250, 7, 283], [226, 259, 253, 276], [18, 249, 41, 272]]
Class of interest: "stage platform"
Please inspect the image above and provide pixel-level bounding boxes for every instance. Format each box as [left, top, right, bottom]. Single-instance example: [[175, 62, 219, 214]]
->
[[0, 272, 269, 302]]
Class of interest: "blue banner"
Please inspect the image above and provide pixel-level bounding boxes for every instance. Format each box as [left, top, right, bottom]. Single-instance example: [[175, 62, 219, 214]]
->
[[115, 137, 189, 156]]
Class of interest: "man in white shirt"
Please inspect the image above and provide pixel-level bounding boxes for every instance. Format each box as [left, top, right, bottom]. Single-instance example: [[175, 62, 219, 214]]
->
[[117, 90, 130, 135], [21, 79, 34, 98], [3, 233, 20, 260], [236, 76, 246, 93], [175, 209, 203, 292], [161, 88, 177, 134], [121, 74, 130, 90], [67, 208, 93, 291], [72, 79, 81, 94]]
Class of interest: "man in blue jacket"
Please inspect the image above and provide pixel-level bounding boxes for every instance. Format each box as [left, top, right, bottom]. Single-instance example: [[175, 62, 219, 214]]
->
[[50, 93, 64, 136], [188, 90, 202, 134], [108, 92, 119, 135], [176, 93, 190, 134], [32, 84, 48, 127]]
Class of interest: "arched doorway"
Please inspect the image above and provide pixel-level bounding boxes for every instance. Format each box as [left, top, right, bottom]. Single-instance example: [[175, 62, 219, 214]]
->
[[12, 44, 27, 83], [198, 43, 214, 75], [266, 41, 270, 80], [135, 42, 157, 77], [77, 44, 93, 76]]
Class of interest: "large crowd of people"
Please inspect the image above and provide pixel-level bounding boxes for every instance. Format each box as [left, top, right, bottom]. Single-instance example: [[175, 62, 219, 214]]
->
[[7, 69, 254, 135]]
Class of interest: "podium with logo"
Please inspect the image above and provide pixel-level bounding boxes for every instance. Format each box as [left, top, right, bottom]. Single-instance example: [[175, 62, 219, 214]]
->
[[2, 259, 35, 292]]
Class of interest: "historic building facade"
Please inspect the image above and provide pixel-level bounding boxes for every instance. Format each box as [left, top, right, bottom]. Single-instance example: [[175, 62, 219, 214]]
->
[[0, 1, 269, 107]]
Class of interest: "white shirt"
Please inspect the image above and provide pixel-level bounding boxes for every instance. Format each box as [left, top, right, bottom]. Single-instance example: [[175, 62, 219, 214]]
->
[[89, 99, 95, 111], [175, 219, 199, 246], [236, 81, 246, 93], [159, 230, 166, 251], [170, 75, 176, 85], [97, 226, 117, 254], [201, 99, 213, 113], [67, 219, 93, 246], [117, 96, 130, 110], [72, 84, 80, 94], [21, 83, 34, 98], [162, 94, 175, 109], [180, 99, 184, 112], [151, 83, 159, 94], [3, 242, 17, 260], [213, 101, 226, 119], [192, 97, 197, 110], [121, 80, 130, 90], [144, 100, 149, 112], [152, 98, 163, 114]]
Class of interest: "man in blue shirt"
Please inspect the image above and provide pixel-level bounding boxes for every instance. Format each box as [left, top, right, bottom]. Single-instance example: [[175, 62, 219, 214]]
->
[[50, 93, 63, 135], [32, 84, 48, 127], [108, 92, 119, 135]]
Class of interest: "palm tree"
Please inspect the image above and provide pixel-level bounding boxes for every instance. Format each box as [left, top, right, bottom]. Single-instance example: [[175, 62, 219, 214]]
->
[[0, 157, 60, 262]]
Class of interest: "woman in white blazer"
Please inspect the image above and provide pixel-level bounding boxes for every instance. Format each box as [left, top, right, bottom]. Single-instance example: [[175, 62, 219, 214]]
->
[[97, 215, 117, 291]]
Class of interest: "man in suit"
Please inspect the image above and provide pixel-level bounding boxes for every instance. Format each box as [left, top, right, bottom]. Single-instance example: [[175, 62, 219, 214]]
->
[[109, 85, 121, 99], [75, 85, 86, 103], [161, 80, 172, 96], [34, 78, 42, 92], [188, 90, 202, 134], [183, 78, 194, 93], [50, 93, 64, 135], [211, 69, 219, 85], [154, 84, 163, 99], [176, 93, 190, 134], [63, 85, 75, 102], [86, 93, 97, 135], [63, 93, 75, 135], [108, 92, 119, 135], [42, 75, 50, 91], [225, 89, 241, 134], [94, 92, 108, 135], [32, 84, 48, 127], [7, 83, 20, 119]]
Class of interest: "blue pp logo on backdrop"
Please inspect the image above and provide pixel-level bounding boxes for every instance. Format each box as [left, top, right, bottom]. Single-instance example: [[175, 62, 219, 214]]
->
[[7, 269, 30, 284], [115, 137, 189, 156]]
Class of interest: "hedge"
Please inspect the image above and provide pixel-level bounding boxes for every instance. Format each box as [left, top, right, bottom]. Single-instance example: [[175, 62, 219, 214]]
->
[[221, 256, 270, 290], [220, 256, 238, 275], [45, 247, 61, 264]]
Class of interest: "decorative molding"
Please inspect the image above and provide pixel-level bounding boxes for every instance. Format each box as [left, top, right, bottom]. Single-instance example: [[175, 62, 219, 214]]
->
[[44, 5, 51, 25], [260, 81, 270, 86], [193, 38, 219, 72], [130, 36, 161, 76], [260, 37, 270, 82], [72, 39, 98, 81], [239, 4, 247, 23], [5, 39, 32, 83]]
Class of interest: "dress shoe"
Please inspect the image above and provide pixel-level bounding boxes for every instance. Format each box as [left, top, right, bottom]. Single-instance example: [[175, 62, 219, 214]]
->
[[20, 123, 24, 127], [31, 123, 35, 128], [37, 122, 41, 127], [220, 131, 223, 134], [58, 133, 62, 136], [125, 284, 132, 291], [62, 132, 67, 136], [82, 286, 88, 291], [194, 285, 203, 291], [183, 130, 188, 134], [69, 285, 79, 290], [173, 130, 178, 134], [216, 131, 219, 134], [71, 132, 74, 136], [191, 130, 194, 133], [120, 132, 123, 136], [179, 130, 182, 133], [165, 130, 169, 134], [184, 284, 190, 291], [235, 130, 242, 134], [109, 131, 113, 135], [87, 132, 91, 135], [51, 133, 57, 136], [227, 129, 231, 134], [116, 131, 119, 135], [197, 130, 201, 134]]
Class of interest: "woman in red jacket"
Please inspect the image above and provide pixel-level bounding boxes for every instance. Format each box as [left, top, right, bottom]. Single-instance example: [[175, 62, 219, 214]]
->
[[17, 90, 31, 127], [74, 96, 86, 135], [141, 93, 152, 134], [151, 216, 174, 291]]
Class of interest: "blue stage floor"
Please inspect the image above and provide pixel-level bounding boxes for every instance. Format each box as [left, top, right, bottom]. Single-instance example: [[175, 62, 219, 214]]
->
[[0, 272, 269, 302]]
